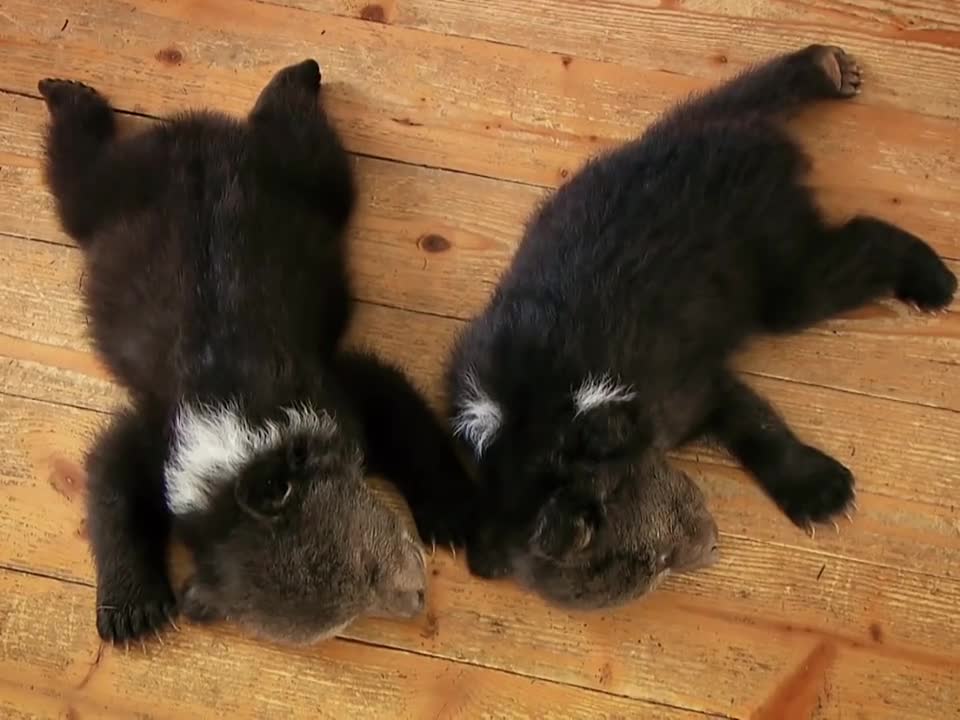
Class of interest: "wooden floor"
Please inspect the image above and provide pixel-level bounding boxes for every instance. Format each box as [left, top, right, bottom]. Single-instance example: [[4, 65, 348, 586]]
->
[[1, 1, 958, 718]]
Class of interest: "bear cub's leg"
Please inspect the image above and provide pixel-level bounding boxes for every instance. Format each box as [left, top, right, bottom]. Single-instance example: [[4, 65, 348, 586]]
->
[[248, 59, 355, 231], [679, 44, 861, 121], [250, 58, 322, 119], [333, 351, 477, 549], [38, 79, 117, 242], [705, 373, 855, 529], [86, 404, 176, 643], [763, 216, 956, 332]]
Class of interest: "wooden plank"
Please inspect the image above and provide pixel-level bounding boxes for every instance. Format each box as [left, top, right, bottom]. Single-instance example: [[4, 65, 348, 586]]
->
[[1, 231, 957, 505], [0, 333, 117, 409], [5, 339, 960, 579], [1, 230, 958, 590], [0, 571, 697, 720], [0, 0, 959, 231], [741, 317, 960, 413], [280, 0, 960, 120], [1, 392, 959, 718], [5, 81, 959, 265], [4, 86, 959, 264], [4, 303, 960, 573], [1, 93, 958, 412]]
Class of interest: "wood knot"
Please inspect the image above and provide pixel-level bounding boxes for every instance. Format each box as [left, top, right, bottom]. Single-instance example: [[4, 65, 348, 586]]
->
[[869, 623, 884, 643], [418, 233, 450, 253], [155, 47, 184, 65], [561, 55, 573, 68], [714, 53, 729, 64], [49, 458, 87, 500], [359, 4, 386, 23]]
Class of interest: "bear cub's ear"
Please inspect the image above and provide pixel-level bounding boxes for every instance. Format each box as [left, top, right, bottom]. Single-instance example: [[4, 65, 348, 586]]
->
[[529, 488, 606, 562], [233, 442, 306, 521], [560, 400, 651, 468]]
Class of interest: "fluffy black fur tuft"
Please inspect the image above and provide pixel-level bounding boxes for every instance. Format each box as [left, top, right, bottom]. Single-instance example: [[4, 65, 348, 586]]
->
[[445, 45, 956, 607], [40, 60, 472, 645]]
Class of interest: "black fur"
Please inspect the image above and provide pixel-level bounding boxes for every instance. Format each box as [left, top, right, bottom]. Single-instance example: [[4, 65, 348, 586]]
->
[[333, 350, 478, 546], [446, 45, 956, 601], [40, 61, 472, 644], [85, 401, 175, 641]]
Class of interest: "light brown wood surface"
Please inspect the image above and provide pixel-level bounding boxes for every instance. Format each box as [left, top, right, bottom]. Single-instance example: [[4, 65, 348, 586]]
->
[[0, 1, 957, 718]]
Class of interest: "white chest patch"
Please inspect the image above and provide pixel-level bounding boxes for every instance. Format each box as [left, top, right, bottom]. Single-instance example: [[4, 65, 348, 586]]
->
[[452, 369, 502, 458], [573, 374, 636, 415], [164, 401, 336, 515]]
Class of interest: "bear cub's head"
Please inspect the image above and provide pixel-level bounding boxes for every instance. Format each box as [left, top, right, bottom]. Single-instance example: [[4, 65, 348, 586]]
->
[[454, 369, 719, 609], [513, 453, 719, 609], [166, 402, 426, 644]]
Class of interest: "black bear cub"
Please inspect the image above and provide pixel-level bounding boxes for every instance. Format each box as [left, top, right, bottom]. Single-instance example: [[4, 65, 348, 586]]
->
[[40, 60, 473, 645], [447, 45, 957, 608]]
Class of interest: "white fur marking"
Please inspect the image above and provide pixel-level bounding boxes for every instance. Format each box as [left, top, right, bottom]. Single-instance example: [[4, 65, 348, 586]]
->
[[164, 401, 336, 515], [573, 374, 636, 415], [452, 369, 502, 457]]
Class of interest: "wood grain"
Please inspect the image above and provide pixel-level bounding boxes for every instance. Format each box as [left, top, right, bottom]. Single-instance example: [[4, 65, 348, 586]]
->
[[4, 308, 960, 581], [1, 92, 957, 412], [279, 0, 960, 119], [2, 232, 957, 508], [0, 0, 958, 225], [1, 1, 958, 717], [0, 570, 707, 720], [1, 391, 959, 718]]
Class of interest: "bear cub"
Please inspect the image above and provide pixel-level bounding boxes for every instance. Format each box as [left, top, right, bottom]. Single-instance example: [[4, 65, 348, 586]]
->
[[40, 60, 473, 645], [446, 45, 956, 608]]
